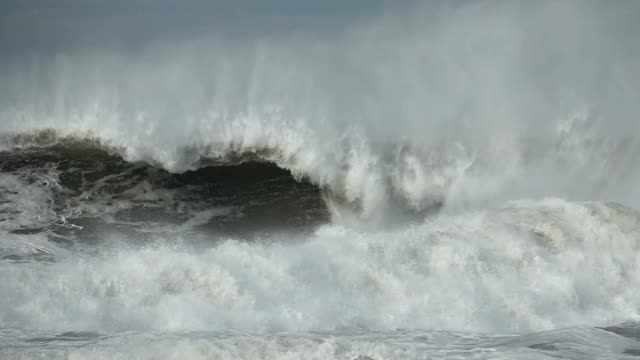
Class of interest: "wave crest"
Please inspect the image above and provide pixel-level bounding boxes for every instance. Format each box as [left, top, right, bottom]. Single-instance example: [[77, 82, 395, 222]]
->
[[1, 129, 464, 224]]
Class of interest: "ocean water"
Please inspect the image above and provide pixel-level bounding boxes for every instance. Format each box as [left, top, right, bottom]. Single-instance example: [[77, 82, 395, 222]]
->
[[2, 1, 640, 359]]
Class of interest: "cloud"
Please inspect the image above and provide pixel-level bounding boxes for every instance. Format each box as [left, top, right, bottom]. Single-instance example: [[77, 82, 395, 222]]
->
[[0, 0, 406, 54]]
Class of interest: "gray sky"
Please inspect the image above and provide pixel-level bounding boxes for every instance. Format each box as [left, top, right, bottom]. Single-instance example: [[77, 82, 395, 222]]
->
[[0, 0, 415, 55]]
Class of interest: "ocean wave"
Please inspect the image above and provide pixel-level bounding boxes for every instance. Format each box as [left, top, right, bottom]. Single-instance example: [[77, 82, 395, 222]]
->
[[0, 130, 464, 225], [2, 1, 640, 353], [2, 0, 640, 224], [2, 124, 639, 229], [0, 139, 328, 242]]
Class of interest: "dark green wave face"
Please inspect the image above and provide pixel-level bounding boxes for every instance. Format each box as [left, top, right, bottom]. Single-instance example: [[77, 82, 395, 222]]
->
[[0, 143, 328, 248]]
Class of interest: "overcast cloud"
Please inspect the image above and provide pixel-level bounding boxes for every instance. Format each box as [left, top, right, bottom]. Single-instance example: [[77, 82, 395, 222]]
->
[[0, 0, 418, 55]]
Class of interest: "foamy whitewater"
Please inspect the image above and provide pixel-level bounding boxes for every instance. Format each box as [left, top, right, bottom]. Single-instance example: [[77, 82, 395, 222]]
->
[[1, 1, 640, 359]]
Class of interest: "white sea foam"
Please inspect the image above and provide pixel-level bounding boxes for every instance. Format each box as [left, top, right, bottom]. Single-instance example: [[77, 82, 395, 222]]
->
[[1, 199, 639, 335]]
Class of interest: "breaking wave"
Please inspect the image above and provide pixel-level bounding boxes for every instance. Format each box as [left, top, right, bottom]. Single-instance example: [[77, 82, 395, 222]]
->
[[2, 1, 640, 358], [1, 1, 640, 224]]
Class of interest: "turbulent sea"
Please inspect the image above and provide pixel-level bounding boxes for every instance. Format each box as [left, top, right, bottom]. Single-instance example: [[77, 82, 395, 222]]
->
[[2, 1, 640, 359]]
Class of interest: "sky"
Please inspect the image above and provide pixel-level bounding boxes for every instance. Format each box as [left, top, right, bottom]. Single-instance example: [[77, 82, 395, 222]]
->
[[0, 0, 416, 55]]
